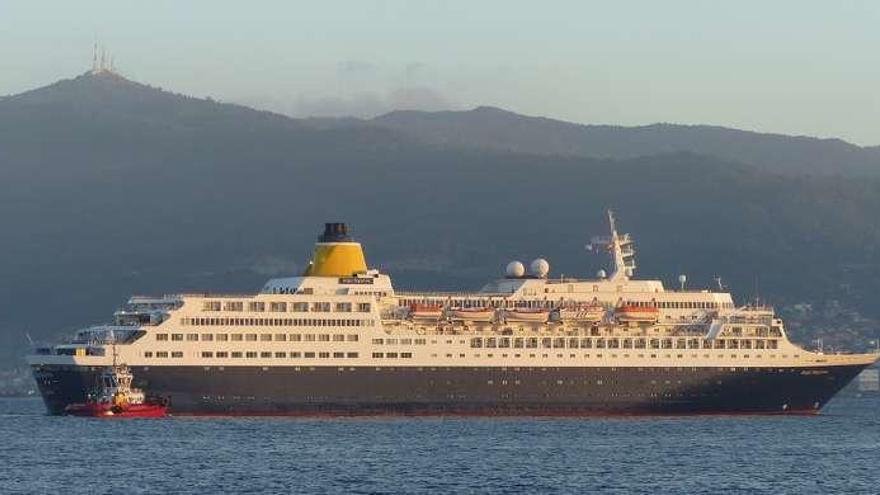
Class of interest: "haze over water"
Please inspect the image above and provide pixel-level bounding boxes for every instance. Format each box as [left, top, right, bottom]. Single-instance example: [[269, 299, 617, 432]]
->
[[2, 396, 878, 494]]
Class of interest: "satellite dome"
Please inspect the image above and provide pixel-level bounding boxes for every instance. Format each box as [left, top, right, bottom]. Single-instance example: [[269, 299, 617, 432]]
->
[[505, 261, 525, 278], [597, 269, 607, 279], [529, 258, 550, 278]]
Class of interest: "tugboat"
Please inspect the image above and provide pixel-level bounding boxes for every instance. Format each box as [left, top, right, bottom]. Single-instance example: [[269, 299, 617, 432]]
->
[[64, 345, 168, 418]]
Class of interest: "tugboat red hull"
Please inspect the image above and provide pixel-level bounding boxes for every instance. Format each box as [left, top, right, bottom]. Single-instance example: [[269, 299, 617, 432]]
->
[[64, 402, 168, 418]]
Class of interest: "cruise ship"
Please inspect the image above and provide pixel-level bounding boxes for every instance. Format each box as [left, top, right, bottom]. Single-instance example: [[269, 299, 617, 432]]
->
[[29, 215, 879, 415]]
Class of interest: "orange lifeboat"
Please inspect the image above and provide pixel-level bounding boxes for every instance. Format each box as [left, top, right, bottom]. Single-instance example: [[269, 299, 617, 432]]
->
[[450, 307, 496, 322], [409, 303, 444, 320], [614, 305, 660, 323], [505, 308, 550, 323]]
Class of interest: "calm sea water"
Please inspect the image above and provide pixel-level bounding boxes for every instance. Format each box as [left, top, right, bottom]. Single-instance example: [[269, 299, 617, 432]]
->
[[1, 396, 878, 495]]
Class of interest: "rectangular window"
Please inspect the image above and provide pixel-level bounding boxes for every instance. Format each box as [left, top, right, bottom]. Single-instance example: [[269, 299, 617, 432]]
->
[[304, 352, 316, 358], [203, 301, 221, 311], [200, 333, 214, 341], [386, 352, 398, 358], [156, 351, 169, 358], [270, 302, 287, 312], [144, 351, 153, 358], [319, 334, 330, 342], [275, 352, 287, 358], [357, 303, 371, 313], [290, 334, 302, 342], [335, 302, 352, 312], [333, 352, 345, 358], [171, 334, 183, 341], [372, 352, 384, 358], [216, 333, 228, 342], [248, 302, 265, 312], [305, 334, 316, 342], [401, 352, 412, 358], [347, 352, 358, 358], [224, 301, 244, 312], [333, 334, 345, 342], [156, 334, 168, 341], [319, 352, 330, 358], [201, 351, 213, 358], [261, 352, 272, 358], [231, 352, 243, 358], [347, 334, 359, 342], [246, 351, 258, 358], [187, 333, 199, 341], [290, 352, 302, 358], [311, 302, 331, 312], [260, 334, 272, 342], [216, 351, 228, 358], [291, 302, 309, 312], [245, 334, 258, 342], [171, 351, 183, 358]]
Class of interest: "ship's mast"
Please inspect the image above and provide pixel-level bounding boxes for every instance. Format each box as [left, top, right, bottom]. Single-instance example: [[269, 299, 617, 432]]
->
[[606, 210, 627, 281]]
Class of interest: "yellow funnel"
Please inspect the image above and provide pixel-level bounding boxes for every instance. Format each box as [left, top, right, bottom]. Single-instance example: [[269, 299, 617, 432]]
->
[[303, 223, 368, 277]]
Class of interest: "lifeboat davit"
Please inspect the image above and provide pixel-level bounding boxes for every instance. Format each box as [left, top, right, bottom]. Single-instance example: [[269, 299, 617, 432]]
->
[[505, 308, 550, 322], [409, 303, 444, 320], [614, 305, 660, 323], [450, 307, 496, 322], [558, 304, 606, 322]]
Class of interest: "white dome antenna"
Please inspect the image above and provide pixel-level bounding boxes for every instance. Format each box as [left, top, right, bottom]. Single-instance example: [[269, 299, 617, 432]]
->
[[529, 258, 550, 278], [678, 274, 687, 290], [505, 261, 525, 278]]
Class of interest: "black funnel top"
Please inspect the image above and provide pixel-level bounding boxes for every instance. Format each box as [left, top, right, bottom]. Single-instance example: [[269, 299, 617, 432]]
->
[[319, 222, 352, 242]]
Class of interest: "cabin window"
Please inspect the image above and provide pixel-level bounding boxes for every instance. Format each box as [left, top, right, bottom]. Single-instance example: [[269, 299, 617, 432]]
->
[[635, 338, 646, 349], [216, 351, 228, 358], [767, 340, 778, 349], [246, 334, 257, 342], [500, 337, 511, 348], [569, 338, 580, 349], [386, 352, 398, 358], [755, 340, 766, 349], [581, 338, 593, 349], [304, 352, 315, 358], [335, 302, 352, 312], [171, 351, 183, 358], [270, 302, 287, 312], [486, 338, 497, 348], [357, 303, 371, 312], [203, 301, 221, 311], [513, 338, 524, 348], [623, 339, 633, 349], [275, 352, 287, 358], [224, 301, 243, 311], [144, 351, 153, 358], [311, 302, 331, 312], [542, 338, 553, 348], [401, 352, 413, 358], [171, 334, 183, 341], [261, 352, 272, 358], [319, 334, 330, 342], [676, 339, 686, 349], [702, 339, 712, 349], [275, 333, 287, 341], [292, 302, 309, 312], [231, 352, 243, 358], [260, 334, 272, 342], [156, 334, 168, 341], [714, 340, 725, 349], [187, 333, 198, 341], [372, 352, 384, 358], [333, 334, 345, 342], [216, 334, 228, 342], [248, 302, 265, 312], [553, 338, 565, 348], [596, 339, 606, 349], [156, 351, 169, 358], [470, 338, 483, 348], [201, 334, 213, 342], [527, 338, 538, 348], [347, 352, 359, 358], [246, 352, 258, 358], [649, 339, 660, 349], [201, 351, 213, 358]]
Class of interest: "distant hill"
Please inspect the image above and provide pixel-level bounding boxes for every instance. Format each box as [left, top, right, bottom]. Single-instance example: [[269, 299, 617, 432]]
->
[[363, 106, 880, 177], [1, 72, 880, 365]]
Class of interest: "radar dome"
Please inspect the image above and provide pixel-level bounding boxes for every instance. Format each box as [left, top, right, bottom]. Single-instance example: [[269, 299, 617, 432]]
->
[[505, 261, 525, 278], [529, 258, 550, 278], [597, 269, 607, 279]]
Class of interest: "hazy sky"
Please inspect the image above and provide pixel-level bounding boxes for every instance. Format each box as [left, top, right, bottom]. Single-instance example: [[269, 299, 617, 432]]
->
[[1, 1, 878, 145]]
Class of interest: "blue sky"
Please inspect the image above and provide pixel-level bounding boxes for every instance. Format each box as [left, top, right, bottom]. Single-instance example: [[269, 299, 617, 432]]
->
[[1, 1, 878, 144]]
